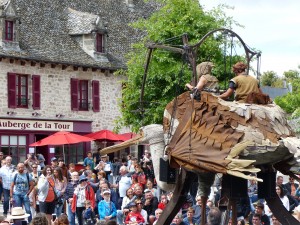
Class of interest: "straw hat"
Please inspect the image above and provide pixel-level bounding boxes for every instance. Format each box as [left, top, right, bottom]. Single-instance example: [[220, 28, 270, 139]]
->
[[7, 207, 30, 220]]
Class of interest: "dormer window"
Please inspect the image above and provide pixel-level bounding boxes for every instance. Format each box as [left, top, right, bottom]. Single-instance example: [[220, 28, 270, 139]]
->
[[5, 20, 14, 41], [96, 33, 104, 53]]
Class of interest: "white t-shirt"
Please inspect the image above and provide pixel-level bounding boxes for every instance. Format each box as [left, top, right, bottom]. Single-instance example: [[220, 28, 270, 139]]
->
[[118, 175, 132, 198]]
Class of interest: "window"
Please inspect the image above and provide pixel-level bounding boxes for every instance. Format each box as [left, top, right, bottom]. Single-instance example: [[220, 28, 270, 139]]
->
[[5, 20, 14, 41], [54, 143, 84, 164], [16, 75, 28, 107], [8, 73, 40, 109], [79, 80, 88, 110], [71, 79, 100, 112], [96, 33, 104, 53], [0, 135, 27, 165]]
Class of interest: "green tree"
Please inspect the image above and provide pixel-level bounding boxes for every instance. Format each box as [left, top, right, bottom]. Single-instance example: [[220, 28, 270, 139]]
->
[[283, 70, 300, 93], [116, 0, 240, 131], [260, 71, 278, 86]]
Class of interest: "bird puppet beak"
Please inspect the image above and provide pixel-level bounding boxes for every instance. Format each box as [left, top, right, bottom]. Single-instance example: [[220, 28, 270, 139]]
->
[[100, 131, 145, 155]]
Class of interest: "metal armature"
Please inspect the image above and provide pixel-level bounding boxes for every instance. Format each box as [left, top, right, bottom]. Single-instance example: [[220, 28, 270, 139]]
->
[[140, 28, 261, 108]]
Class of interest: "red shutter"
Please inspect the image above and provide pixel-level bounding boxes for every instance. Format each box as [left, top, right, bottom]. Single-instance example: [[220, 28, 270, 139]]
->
[[92, 80, 100, 112], [32, 75, 40, 110], [7, 73, 16, 108], [71, 78, 79, 111]]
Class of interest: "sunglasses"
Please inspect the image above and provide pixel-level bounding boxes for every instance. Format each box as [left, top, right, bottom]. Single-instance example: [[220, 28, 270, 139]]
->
[[136, 203, 143, 205], [32, 167, 37, 169]]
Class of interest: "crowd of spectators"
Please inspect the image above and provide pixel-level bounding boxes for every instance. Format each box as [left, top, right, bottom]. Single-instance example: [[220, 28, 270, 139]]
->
[[0, 150, 298, 225]]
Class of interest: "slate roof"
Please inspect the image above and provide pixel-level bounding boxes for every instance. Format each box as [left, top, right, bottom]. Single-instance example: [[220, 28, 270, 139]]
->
[[0, 0, 160, 70], [67, 8, 99, 35]]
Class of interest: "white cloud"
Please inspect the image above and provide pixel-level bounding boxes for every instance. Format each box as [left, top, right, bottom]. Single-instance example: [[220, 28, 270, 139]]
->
[[199, 0, 300, 75]]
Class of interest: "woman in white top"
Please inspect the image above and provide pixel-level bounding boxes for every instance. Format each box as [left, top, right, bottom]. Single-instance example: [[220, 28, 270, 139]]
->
[[116, 187, 135, 225], [276, 185, 289, 211]]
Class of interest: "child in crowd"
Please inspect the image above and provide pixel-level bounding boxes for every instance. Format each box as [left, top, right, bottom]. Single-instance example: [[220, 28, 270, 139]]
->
[[124, 202, 145, 225], [98, 189, 117, 222], [83, 200, 97, 225]]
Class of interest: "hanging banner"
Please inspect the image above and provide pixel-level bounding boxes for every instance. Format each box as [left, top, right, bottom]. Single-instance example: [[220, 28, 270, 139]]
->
[[0, 119, 73, 131]]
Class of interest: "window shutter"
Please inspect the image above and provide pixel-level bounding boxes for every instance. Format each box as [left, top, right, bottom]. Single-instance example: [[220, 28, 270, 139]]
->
[[32, 75, 41, 110], [96, 33, 103, 53], [71, 78, 79, 111], [92, 80, 100, 112], [7, 73, 16, 108]]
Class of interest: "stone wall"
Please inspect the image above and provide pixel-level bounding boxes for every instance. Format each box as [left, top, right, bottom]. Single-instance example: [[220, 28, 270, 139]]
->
[[0, 58, 126, 132]]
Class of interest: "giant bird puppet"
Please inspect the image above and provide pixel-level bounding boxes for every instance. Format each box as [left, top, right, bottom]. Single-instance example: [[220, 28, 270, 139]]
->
[[101, 29, 300, 225]]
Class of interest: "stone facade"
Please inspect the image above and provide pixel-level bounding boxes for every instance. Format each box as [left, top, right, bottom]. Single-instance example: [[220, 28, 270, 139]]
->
[[0, 58, 123, 131], [0, 0, 160, 162]]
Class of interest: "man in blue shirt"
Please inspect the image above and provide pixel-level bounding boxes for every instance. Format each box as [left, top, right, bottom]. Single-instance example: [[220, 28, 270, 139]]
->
[[10, 163, 34, 222]]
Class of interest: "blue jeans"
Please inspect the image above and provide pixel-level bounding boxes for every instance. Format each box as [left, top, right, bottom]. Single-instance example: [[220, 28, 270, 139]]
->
[[67, 203, 76, 225], [3, 188, 10, 215], [116, 209, 125, 225], [55, 202, 64, 216], [13, 193, 32, 222]]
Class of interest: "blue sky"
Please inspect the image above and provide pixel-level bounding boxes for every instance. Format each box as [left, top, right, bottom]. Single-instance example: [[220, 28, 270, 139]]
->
[[199, 0, 300, 76]]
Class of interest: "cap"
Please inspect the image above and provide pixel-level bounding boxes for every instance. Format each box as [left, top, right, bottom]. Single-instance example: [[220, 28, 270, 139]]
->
[[103, 189, 111, 195], [79, 175, 88, 183], [144, 189, 151, 193], [51, 157, 57, 162], [128, 202, 137, 208]]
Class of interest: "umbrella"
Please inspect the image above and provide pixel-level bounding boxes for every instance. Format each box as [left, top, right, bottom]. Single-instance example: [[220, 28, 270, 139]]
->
[[30, 131, 95, 161], [118, 132, 137, 141], [85, 130, 127, 142]]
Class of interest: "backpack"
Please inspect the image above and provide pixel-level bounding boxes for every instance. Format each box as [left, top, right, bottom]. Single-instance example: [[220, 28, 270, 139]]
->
[[14, 173, 30, 185]]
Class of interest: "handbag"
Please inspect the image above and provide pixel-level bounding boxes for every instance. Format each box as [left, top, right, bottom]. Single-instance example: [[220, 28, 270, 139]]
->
[[48, 178, 59, 202]]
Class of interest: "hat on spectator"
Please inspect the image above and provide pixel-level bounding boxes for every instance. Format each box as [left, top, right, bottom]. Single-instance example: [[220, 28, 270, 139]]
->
[[101, 154, 108, 158], [51, 157, 57, 162], [102, 189, 111, 195], [144, 189, 151, 193], [128, 202, 137, 208], [79, 175, 88, 183]]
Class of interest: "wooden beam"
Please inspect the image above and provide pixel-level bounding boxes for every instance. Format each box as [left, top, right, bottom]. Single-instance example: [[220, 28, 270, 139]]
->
[[92, 68, 97, 72], [20, 60, 26, 66], [40, 62, 45, 67], [51, 64, 56, 68], [73, 66, 78, 71], [62, 65, 68, 70], [9, 59, 14, 64], [82, 67, 88, 71], [31, 61, 36, 66]]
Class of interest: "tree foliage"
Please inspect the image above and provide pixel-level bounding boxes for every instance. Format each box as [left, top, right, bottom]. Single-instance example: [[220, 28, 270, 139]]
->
[[115, 0, 242, 131], [260, 71, 278, 86], [274, 68, 300, 118]]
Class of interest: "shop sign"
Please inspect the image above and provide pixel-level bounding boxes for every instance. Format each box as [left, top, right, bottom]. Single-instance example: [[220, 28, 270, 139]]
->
[[0, 119, 73, 131]]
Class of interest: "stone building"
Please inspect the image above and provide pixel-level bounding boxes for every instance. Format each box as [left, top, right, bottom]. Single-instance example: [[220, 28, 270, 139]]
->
[[0, 0, 159, 164]]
